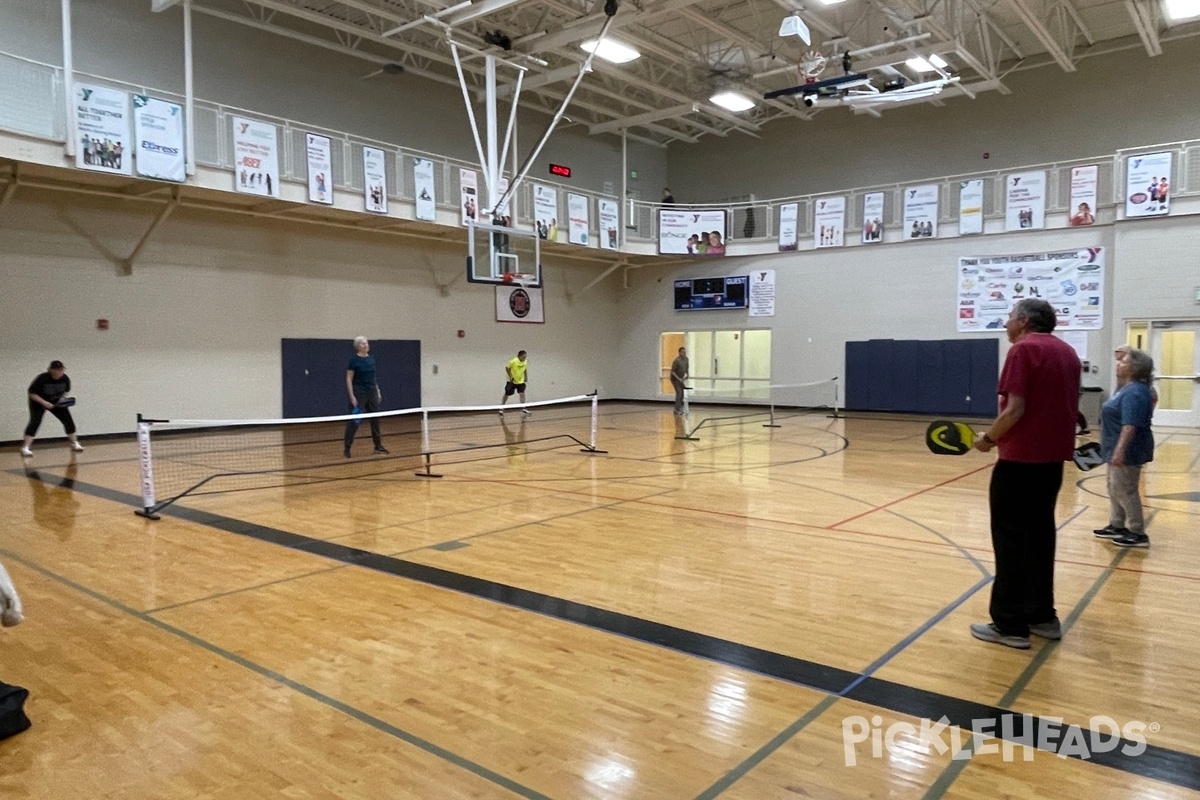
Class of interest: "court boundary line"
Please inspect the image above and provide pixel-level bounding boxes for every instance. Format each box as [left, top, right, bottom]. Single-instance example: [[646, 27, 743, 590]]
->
[[15, 470, 1200, 794]]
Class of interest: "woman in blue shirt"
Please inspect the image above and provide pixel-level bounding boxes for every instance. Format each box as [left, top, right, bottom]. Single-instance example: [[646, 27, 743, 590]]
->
[[1094, 348, 1155, 548]]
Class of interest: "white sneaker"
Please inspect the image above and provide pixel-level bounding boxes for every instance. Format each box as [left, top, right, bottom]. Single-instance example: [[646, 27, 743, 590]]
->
[[498, 409, 504, 416], [522, 408, 532, 415], [70, 441, 84, 452], [19, 446, 32, 458]]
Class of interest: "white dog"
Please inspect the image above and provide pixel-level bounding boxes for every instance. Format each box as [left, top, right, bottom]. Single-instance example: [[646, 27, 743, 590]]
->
[[0, 561, 23, 627]]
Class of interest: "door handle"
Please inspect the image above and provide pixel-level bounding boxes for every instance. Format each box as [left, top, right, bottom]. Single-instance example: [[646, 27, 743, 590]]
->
[[714, 358, 719, 376]]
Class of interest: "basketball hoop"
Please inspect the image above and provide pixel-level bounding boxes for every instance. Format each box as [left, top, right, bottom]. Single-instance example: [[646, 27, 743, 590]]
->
[[798, 50, 827, 84], [507, 273, 535, 288]]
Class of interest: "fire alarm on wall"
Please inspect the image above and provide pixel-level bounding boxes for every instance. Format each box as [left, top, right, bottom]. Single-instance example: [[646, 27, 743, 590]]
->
[[96, 319, 109, 330]]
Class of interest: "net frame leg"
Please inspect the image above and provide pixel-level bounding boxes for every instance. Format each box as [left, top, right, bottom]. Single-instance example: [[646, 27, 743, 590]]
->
[[414, 452, 443, 479], [415, 410, 443, 477], [763, 401, 782, 428], [675, 387, 700, 440], [135, 416, 163, 520], [579, 393, 608, 454]]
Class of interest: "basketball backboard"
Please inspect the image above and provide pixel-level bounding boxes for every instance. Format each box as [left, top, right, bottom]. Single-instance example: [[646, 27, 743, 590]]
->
[[467, 221, 543, 287]]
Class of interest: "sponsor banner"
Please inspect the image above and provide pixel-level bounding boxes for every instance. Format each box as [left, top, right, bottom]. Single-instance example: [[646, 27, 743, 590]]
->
[[413, 158, 435, 221], [903, 184, 938, 240], [533, 184, 558, 241], [76, 84, 131, 175], [567, 193, 590, 245], [1005, 170, 1046, 230], [132, 94, 184, 182], [959, 180, 984, 235], [233, 117, 280, 197], [862, 192, 884, 243], [957, 247, 1105, 332], [598, 199, 619, 250], [778, 202, 798, 251], [749, 270, 776, 317], [305, 133, 333, 204], [1069, 165, 1098, 226], [658, 209, 727, 255], [363, 146, 387, 214], [460, 168, 479, 226], [495, 284, 544, 324], [1125, 152, 1171, 218], [813, 196, 845, 248]]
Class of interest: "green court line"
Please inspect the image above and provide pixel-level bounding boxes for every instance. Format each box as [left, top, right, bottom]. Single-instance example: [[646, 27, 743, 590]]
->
[[0, 547, 549, 800]]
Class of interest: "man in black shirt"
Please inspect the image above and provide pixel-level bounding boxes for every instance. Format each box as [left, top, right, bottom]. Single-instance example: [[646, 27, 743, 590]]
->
[[22, 360, 83, 457]]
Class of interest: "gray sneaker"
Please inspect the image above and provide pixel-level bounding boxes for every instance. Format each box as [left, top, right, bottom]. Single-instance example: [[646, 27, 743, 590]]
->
[[970, 622, 1031, 650], [1093, 525, 1128, 539], [1111, 532, 1150, 548], [1029, 619, 1063, 640]]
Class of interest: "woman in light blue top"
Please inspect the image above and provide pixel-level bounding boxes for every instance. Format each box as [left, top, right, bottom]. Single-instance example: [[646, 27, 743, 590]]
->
[[1093, 348, 1155, 548]]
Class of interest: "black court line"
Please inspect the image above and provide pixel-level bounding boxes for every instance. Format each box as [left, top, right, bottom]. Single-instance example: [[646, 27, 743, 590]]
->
[[15, 469, 1200, 794]]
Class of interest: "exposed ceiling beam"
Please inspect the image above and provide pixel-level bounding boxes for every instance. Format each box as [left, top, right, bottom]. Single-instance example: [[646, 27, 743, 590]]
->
[[1007, 0, 1077, 71], [588, 103, 699, 134], [1124, 0, 1163, 57], [514, 0, 711, 55]]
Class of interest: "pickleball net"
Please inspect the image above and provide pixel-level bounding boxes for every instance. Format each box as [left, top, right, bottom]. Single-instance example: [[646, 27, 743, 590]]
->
[[135, 392, 604, 517]]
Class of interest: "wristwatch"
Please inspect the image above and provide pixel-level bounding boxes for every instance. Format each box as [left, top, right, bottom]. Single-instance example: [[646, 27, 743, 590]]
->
[[981, 432, 996, 445]]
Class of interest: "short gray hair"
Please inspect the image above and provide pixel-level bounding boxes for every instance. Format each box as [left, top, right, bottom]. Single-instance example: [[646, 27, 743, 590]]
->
[[353, 336, 368, 348], [1013, 299, 1057, 333], [1123, 347, 1154, 383]]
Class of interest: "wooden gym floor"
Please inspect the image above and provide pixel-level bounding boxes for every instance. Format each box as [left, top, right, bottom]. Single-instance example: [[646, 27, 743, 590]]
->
[[2, 402, 1198, 799]]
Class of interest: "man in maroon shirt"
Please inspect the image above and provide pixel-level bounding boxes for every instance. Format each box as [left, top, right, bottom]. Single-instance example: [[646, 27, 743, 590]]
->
[[971, 299, 1081, 649]]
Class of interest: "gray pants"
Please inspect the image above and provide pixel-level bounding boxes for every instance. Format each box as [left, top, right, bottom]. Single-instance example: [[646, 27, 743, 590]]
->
[[1107, 464, 1145, 534], [671, 377, 686, 413]]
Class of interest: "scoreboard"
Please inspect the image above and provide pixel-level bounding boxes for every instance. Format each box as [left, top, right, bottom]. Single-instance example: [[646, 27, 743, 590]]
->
[[674, 276, 748, 311]]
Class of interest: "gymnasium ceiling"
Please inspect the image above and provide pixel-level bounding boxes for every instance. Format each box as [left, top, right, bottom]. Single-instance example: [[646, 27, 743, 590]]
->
[[189, 0, 1200, 145]]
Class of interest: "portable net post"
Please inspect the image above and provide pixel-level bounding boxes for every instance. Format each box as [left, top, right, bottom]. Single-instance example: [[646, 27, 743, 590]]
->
[[135, 414, 162, 520], [579, 392, 608, 454], [415, 408, 442, 478]]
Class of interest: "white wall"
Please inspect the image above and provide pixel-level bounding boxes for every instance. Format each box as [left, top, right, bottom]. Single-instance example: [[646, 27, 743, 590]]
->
[[0, 190, 618, 436]]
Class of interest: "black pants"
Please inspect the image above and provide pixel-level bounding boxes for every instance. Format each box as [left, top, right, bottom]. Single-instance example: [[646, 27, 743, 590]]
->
[[25, 402, 76, 438], [343, 392, 382, 450], [988, 459, 1064, 637]]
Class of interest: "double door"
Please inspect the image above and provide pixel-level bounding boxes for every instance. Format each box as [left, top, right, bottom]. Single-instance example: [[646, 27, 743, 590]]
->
[[660, 330, 772, 399], [1135, 321, 1200, 428]]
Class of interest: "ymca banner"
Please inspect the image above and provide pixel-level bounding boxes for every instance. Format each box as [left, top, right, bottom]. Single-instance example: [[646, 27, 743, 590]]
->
[[778, 202, 798, 251], [957, 247, 1105, 333], [749, 269, 776, 317], [958, 180, 984, 235], [658, 209, 727, 255], [362, 146, 387, 214], [533, 184, 558, 241], [813, 196, 845, 248], [598, 199, 619, 250], [233, 117, 280, 197], [75, 84, 131, 175], [1069, 165, 1098, 226], [862, 192, 884, 243], [305, 133, 333, 204], [460, 168, 479, 226], [1005, 170, 1046, 230], [1125, 152, 1171, 218], [903, 184, 938, 239], [413, 158, 435, 221], [567, 193, 590, 245], [132, 94, 184, 182], [495, 284, 545, 324]]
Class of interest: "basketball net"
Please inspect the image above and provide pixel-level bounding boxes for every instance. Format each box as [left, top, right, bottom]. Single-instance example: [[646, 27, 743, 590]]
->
[[798, 50, 827, 84]]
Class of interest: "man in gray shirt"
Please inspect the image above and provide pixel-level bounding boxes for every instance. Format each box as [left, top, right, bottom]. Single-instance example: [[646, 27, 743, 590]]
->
[[670, 347, 689, 415]]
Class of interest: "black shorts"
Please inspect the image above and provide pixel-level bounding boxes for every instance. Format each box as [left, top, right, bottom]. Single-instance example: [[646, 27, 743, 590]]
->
[[504, 381, 527, 396]]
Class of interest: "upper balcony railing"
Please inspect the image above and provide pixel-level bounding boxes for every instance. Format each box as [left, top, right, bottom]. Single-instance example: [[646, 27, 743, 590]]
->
[[2, 49, 1198, 255]]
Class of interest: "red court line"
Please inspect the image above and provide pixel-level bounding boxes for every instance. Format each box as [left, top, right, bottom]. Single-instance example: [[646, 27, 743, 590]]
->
[[825, 463, 995, 529]]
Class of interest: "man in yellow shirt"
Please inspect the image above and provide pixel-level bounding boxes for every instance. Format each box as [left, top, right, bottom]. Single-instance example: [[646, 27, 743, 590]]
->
[[499, 350, 531, 416]]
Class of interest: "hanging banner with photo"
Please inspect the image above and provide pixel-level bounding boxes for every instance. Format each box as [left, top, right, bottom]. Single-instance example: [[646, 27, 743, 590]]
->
[[413, 157, 436, 221], [658, 209, 727, 255], [813, 196, 845, 248], [305, 133, 333, 204], [362, 146, 388, 214], [903, 184, 938, 239], [598, 199, 619, 250], [232, 117, 280, 197], [75, 84, 132, 175], [957, 247, 1105, 333], [132, 94, 184, 182], [749, 269, 776, 317], [1125, 151, 1171, 218], [495, 284, 545, 324], [1069, 165, 1098, 226], [778, 202, 798, 251], [533, 184, 558, 241], [493, 177, 511, 219], [1005, 170, 1046, 230], [958, 179, 984, 235], [460, 168, 479, 226], [862, 192, 884, 244], [567, 193, 590, 245]]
